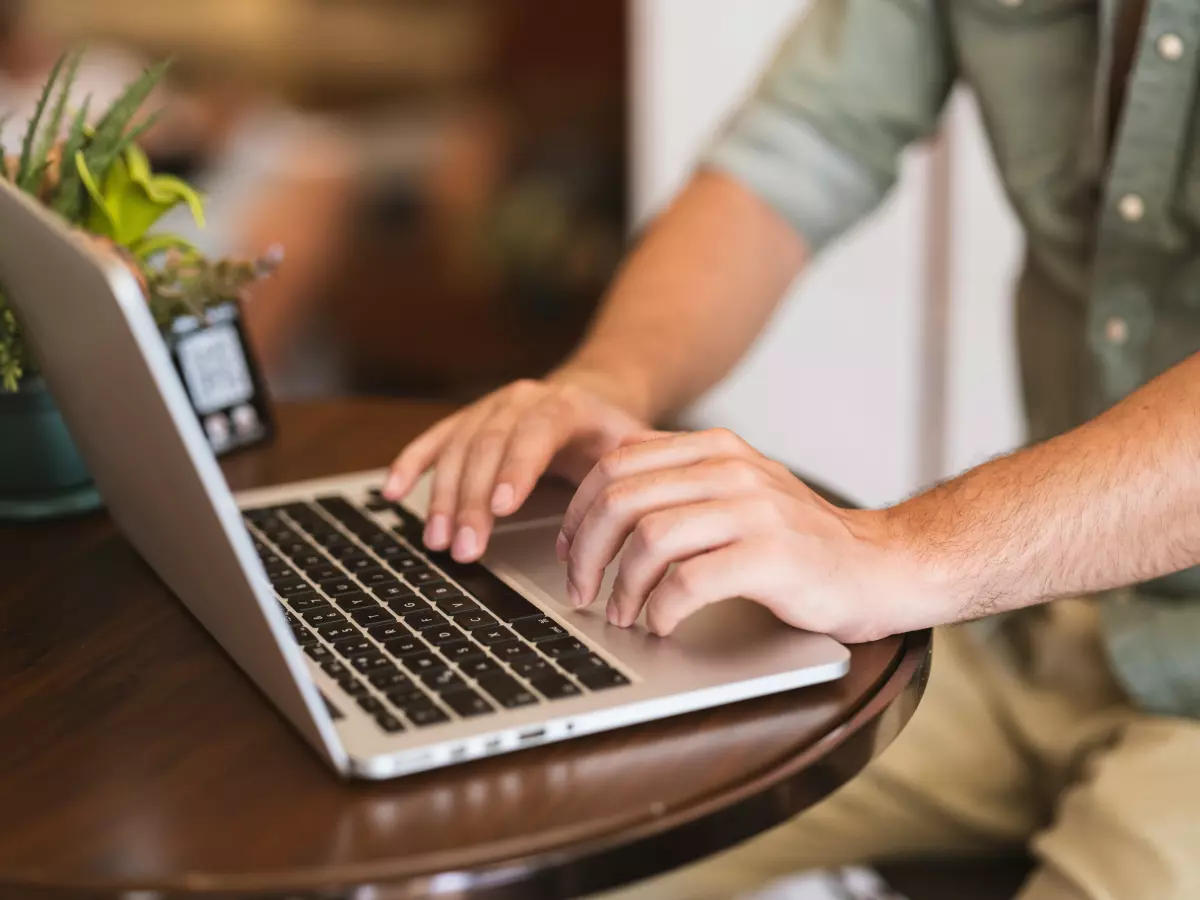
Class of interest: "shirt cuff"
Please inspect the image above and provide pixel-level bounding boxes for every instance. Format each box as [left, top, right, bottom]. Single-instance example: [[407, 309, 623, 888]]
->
[[700, 102, 891, 254]]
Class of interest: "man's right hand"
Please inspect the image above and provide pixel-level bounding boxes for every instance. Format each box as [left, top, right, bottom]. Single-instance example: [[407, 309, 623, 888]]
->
[[382, 374, 650, 564]]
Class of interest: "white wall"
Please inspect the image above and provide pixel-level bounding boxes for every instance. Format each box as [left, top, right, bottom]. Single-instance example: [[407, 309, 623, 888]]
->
[[629, 1, 1025, 507]]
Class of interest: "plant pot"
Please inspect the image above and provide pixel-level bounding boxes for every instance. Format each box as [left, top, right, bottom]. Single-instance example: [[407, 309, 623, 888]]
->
[[0, 377, 101, 521]]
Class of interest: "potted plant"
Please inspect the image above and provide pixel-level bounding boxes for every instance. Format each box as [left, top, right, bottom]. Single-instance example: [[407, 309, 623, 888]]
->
[[0, 50, 279, 521]]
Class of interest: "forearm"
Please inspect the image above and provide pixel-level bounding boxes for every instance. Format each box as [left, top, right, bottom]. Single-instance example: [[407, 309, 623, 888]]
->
[[893, 352, 1200, 620], [555, 170, 807, 422]]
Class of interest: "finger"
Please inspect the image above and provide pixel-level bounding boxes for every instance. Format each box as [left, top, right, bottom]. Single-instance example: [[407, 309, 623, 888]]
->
[[644, 540, 784, 636], [608, 499, 760, 627], [424, 404, 494, 553], [383, 414, 461, 500], [561, 428, 752, 546], [453, 403, 530, 562], [566, 458, 769, 609], [492, 392, 579, 517]]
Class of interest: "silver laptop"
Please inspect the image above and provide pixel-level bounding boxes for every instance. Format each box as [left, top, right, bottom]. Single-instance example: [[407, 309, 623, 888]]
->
[[0, 179, 849, 780]]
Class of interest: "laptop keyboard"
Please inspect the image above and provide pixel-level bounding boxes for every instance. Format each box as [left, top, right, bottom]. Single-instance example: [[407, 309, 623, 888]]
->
[[243, 491, 630, 735]]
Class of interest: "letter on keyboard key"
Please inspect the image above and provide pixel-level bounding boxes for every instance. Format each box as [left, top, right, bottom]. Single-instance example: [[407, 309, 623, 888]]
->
[[406, 702, 451, 728], [317, 623, 359, 643], [478, 673, 539, 709]]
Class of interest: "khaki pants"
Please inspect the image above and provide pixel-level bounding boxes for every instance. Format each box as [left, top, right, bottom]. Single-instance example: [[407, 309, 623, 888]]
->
[[600, 603, 1200, 900]]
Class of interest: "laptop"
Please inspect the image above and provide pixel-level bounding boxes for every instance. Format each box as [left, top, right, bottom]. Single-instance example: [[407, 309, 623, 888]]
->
[[0, 179, 850, 780]]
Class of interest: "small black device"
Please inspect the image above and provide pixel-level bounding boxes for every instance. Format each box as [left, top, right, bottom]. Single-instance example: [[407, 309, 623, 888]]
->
[[165, 300, 274, 455]]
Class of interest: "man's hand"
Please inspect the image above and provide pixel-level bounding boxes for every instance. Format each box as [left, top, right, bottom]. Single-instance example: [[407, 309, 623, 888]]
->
[[383, 374, 649, 563], [558, 429, 947, 642]]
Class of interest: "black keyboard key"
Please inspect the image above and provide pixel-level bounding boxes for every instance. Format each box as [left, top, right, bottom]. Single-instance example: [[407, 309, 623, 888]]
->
[[407, 569, 439, 586], [279, 502, 317, 520], [375, 712, 406, 733], [367, 621, 410, 643], [244, 506, 280, 524], [474, 625, 517, 646], [334, 592, 379, 613], [404, 610, 450, 631], [291, 551, 329, 571], [288, 593, 327, 613], [540, 636, 589, 660], [336, 674, 370, 696], [278, 541, 314, 560], [330, 544, 366, 561], [319, 659, 349, 679], [312, 531, 351, 549], [530, 672, 583, 700], [442, 688, 494, 718], [513, 615, 570, 643], [340, 553, 376, 573], [401, 652, 446, 675], [386, 595, 430, 616], [509, 656, 553, 679], [383, 635, 428, 657], [450, 567, 542, 623], [576, 667, 630, 691], [421, 668, 467, 693], [305, 565, 341, 583], [385, 686, 428, 707], [319, 579, 359, 598], [262, 527, 300, 546], [419, 581, 463, 602], [283, 609, 300, 627], [456, 610, 500, 632], [292, 625, 318, 645], [364, 497, 391, 512], [372, 542, 410, 560], [331, 638, 375, 658], [489, 641, 535, 663], [389, 502, 425, 536], [258, 552, 284, 568], [405, 701, 451, 728], [356, 567, 394, 586], [351, 607, 395, 628], [425, 625, 466, 647], [357, 695, 385, 714], [458, 656, 504, 678], [274, 577, 312, 598], [438, 596, 480, 616], [304, 642, 333, 661], [557, 653, 614, 675], [317, 622, 359, 643], [266, 563, 297, 582], [369, 670, 416, 692], [372, 580, 416, 601], [478, 673, 539, 709], [302, 608, 347, 628], [439, 640, 483, 663], [388, 556, 426, 574], [349, 654, 394, 674], [363, 529, 398, 547], [316, 496, 374, 529]]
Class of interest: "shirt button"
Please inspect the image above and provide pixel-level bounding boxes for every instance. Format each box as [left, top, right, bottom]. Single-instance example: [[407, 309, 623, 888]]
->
[[1158, 33, 1185, 61], [1105, 316, 1130, 346], [1118, 193, 1145, 222]]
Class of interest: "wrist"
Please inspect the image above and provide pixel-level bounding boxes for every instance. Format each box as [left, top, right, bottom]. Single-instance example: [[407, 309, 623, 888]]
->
[[548, 357, 658, 423]]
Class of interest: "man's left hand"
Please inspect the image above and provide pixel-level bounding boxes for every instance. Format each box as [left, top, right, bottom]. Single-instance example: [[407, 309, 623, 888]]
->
[[557, 429, 947, 642]]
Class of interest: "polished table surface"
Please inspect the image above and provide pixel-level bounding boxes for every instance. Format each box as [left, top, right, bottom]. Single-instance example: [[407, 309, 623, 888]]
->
[[0, 399, 931, 899]]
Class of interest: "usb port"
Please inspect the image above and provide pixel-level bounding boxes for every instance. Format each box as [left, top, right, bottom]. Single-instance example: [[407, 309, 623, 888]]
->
[[519, 728, 546, 742]]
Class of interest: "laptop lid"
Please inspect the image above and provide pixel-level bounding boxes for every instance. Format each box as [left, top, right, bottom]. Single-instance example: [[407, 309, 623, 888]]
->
[[0, 179, 347, 773]]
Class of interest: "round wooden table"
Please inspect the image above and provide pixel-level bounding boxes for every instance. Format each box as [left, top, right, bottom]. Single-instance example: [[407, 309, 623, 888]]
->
[[0, 399, 932, 899]]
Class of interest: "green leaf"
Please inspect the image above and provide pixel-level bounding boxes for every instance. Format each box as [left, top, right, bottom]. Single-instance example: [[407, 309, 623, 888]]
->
[[84, 59, 170, 183], [33, 48, 83, 184], [50, 95, 91, 221], [16, 51, 68, 191], [75, 150, 118, 239]]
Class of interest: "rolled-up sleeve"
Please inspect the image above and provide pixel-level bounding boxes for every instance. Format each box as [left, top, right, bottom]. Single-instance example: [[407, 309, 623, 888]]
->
[[702, 0, 955, 253]]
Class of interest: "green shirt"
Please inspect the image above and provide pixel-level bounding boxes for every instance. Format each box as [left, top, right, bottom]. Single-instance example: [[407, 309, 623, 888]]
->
[[704, 0, 1200, 717]]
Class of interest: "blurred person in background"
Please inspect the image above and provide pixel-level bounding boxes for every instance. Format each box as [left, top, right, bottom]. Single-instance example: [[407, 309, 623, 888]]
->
[[384, 2, 1200, 899], [0, 0, 356, 392]]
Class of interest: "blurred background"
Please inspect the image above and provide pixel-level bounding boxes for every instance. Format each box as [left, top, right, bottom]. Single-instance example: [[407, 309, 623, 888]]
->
[[4, 0, 1026, 509]]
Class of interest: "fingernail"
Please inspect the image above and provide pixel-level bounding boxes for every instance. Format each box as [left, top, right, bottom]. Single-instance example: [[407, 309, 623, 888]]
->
[[425, 514, 450, 549], [491, 483, 514, 515], [452, 526, 478, 561], [568, 581, 581, 608], [383, 474, 403, 499], [555, 531, 569, 563], [606, 597, 619, 626]]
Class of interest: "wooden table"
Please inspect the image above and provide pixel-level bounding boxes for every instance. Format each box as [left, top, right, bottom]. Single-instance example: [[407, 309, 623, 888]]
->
[[0, 399, 932, 899]]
